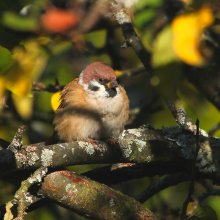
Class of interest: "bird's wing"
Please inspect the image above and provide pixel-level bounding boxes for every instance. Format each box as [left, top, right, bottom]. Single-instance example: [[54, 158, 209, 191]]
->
[[119, 85, 129, 123], [57, 78, 87, 110]]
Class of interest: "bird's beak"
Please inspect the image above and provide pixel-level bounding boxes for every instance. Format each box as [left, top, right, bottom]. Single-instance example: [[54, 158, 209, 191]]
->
[[106, 80, 118, 89]]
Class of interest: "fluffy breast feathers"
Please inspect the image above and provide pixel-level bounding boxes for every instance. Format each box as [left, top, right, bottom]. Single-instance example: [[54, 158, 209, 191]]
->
[[54, 78, 129, 141]]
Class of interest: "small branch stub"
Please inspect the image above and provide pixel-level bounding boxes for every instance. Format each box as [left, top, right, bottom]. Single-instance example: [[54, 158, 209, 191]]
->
[[4, 167, 48, 220], [8, 126, 26, 152]]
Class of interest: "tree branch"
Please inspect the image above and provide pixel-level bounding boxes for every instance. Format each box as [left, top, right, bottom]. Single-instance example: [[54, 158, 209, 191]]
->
[[40, 170, 155, 220], [111, 1, 152, 76], [84, 161, 185, 185], [180, 119, 201, 219], [4, 167, 48, 220], [1, 126, 220, 182]]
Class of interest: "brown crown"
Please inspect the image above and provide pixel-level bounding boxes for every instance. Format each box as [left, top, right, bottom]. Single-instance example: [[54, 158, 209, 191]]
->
[[81, 62, 116, 84]]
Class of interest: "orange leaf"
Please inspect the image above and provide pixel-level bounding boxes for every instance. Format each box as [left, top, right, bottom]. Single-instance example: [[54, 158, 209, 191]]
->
[[41, 8, 79, 33]]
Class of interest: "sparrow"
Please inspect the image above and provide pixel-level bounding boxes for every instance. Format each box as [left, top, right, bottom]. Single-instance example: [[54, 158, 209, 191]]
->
[[54, 62, 129, 142]]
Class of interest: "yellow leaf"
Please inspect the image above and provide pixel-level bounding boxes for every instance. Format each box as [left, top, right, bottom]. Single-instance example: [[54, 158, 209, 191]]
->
[[172, 6, 213, 66], [51, 91, 61, 111], [6, 76, 32, 97], [6, 39, 47, 97], [12, 93, 33, 119], [3, 39, 48, 118]]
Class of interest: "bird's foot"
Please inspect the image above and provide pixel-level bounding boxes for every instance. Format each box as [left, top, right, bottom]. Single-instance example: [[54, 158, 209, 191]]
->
[[88, 138, 99, 146], [107, 138, 118, 145]]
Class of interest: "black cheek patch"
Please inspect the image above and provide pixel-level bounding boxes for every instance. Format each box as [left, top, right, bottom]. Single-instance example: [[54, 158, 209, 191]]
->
[[88, 84, 100, 91], [107, 87, 117, 98]]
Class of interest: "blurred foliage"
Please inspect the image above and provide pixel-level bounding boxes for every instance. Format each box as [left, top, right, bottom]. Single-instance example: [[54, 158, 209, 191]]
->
[[0, 0, 220, 219], [171, 5, 213, 66]]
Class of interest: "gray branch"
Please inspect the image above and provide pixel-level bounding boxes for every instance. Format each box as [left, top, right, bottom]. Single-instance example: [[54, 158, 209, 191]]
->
[[1, 126, 220, 181]]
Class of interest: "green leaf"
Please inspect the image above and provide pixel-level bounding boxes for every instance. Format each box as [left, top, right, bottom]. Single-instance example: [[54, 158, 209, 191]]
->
[[152, 26, 178, 67], [2, 12, 38, 31], [134, 9, 157, 29], [85, 30, 106, 48], [134, 0, 162, 30], [0, 46, 14, 73], [51, 41, 72, 55], [136, 0, 162, 9]]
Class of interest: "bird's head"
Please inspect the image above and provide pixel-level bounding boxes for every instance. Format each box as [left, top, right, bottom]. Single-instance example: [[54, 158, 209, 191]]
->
[[79, 62, 119, 98]]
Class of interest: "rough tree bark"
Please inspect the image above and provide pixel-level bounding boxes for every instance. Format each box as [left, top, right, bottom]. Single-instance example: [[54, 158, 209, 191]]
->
[[1, 126, 219, 178], [41, 170, 155, 220]]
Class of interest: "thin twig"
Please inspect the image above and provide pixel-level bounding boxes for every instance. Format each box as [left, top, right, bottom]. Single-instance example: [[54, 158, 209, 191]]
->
[[118, 66, 146, 78], [72, 0, 109, 35], [180, 119, 201, 219], [199, 188, 220, 202], [208, 122, 220, 136], [111, 162, 136, 171], [32, 81, 63, 93], [111, 1, 153, 77], [197, 179, 220, 202], [167, 101, 208, 136], [198, 179, 212, 191], [137, 173, 189, 203]]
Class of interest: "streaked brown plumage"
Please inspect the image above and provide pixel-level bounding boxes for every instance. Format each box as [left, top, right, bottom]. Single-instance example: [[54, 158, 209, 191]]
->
[[54, 62, 129, 142]]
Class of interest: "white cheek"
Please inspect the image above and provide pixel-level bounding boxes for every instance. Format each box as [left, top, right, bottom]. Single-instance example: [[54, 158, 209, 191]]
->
[[93, 84, 109, 98], [81, 79, 121, 103], [85, 80, 109, 98]]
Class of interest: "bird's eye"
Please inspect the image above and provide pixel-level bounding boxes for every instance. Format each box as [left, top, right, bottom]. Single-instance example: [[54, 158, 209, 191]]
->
[[88, 84, 99, 91], [98, 79, 108, 84]]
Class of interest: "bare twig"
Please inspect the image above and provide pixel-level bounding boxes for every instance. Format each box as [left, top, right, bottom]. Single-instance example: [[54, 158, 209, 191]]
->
[[138, 173, 189, 203], [118, 66, 146, 78], [208, 122, 220, 136], [111, 1, 152, 77], [197, 179, 220, 202], [186, 66, 220, 111], [32, 81, 63, 93], [84, 162, 185, 185], [199, 188, 220, 202], [180, 119, 201, 219], [167, 101, 208, 136], [74, 0, 109, 34], [111, 162, 136, 171]]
